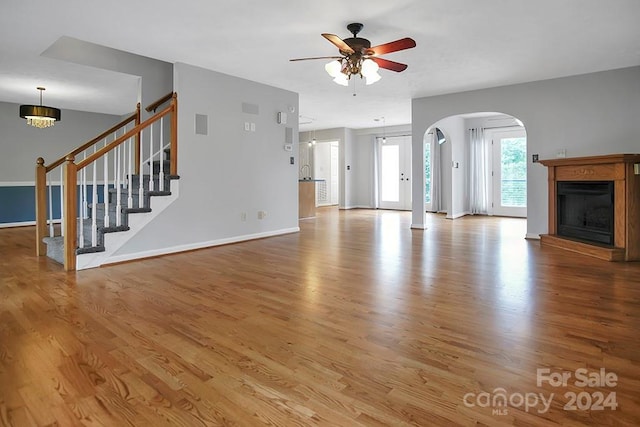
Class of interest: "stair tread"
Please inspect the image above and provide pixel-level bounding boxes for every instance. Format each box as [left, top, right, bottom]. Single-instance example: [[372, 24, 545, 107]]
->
[[43, 175, 180, 264]]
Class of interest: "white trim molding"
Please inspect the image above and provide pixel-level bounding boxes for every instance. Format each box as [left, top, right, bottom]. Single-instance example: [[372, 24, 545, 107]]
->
[[103, 227, 300, 267]]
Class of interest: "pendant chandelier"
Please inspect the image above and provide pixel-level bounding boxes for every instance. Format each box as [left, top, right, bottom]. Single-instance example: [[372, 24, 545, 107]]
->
[[19, 87, 61, 129]]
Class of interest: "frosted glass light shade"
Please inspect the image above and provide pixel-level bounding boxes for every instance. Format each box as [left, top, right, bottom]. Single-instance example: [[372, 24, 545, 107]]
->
[[361, 59, 379, 77], [365, 72, 382, 85], [325, 60, 342, 77], [333, 74, 349, 86]]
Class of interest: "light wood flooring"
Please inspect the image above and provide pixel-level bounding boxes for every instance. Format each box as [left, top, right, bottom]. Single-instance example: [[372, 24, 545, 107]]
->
[[1, 208, 639, 426]]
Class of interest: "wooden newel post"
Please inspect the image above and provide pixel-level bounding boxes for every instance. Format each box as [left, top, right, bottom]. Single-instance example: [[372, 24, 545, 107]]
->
[[35, 157, 47, 256], [63, 155, 77, 271], [170, 93, 178, 176]]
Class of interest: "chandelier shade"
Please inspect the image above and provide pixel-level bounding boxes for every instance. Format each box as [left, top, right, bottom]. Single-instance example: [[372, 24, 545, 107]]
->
[[19, 87, 61, 129]]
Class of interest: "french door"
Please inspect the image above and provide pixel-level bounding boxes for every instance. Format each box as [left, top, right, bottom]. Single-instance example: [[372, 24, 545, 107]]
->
[[490, 129, 527, 217], [379, 135, 412, 210]]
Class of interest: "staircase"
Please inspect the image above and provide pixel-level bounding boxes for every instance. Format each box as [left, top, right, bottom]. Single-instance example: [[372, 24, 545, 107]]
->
[[35, 93, 179, 271], [43, 149, 179, 267]]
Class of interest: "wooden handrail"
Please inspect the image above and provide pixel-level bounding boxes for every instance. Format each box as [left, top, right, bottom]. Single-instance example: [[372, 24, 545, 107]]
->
[[59, 94, 177, 270], [77, 103, 174, 170], [145, 92, 174, 113], [45, 105, 140, 172]]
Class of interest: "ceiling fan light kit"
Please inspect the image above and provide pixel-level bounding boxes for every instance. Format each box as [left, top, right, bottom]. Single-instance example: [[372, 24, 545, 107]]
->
[[291, 23, 416, 87]]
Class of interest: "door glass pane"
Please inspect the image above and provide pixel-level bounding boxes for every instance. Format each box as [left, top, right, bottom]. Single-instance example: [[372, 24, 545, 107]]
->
[[381, 145, 399, 202], [424, 142, 431, 204], [500, 137, 527, 207]]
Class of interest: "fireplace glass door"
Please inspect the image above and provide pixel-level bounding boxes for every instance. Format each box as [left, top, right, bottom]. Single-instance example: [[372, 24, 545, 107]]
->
[[557, 181, 614, 246]]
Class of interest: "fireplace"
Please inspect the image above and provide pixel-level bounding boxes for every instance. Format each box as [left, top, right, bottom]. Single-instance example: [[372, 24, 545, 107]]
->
[[538, 154, 640, 262], [557, 181, 614, 246]]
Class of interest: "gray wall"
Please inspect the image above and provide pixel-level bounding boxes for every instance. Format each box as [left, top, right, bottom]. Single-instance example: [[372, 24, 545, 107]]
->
[[411, 66, 640, 236], [0, 101, 122, 182], [302, 124, 412, 209], [0, 101, 121, 224], [43, 36, 173, 119], [112, 62, 299, 257]]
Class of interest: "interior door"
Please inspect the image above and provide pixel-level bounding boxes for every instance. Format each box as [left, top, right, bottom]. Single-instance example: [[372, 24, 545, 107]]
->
[[490, 129, 527, 217], [379, 135, 412, 210]]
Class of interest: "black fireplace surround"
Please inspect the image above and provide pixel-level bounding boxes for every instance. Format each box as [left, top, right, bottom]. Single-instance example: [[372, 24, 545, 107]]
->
[[557, 181, 614, 246]]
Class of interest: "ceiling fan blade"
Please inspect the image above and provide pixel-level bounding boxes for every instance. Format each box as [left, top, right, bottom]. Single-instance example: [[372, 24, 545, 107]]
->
[[290, 56, 343, 62], [368, 38, 416, 56], [322, 33, 355, 54], [371, 57, 408, 72]]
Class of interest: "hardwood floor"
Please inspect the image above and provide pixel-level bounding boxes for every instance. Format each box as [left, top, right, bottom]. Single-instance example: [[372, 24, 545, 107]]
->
[[1, 208, 639, 426]]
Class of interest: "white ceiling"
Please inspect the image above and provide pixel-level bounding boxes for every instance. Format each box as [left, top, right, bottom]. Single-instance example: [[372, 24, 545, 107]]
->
[[1, 0, 639, 131]]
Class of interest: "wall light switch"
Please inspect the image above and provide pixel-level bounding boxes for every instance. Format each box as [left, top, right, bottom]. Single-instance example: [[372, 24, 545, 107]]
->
[[284, 144, 293, 152], [250, 123, 256, 132], [244, 122, 250, 131]]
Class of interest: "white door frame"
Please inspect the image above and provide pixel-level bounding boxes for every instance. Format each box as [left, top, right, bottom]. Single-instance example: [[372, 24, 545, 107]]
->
[[378, 135, 412, 210], [487, 128, 527, 217]]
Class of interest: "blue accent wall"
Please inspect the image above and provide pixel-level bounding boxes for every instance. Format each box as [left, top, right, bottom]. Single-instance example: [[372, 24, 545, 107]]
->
[[0, 185, 109, 224]]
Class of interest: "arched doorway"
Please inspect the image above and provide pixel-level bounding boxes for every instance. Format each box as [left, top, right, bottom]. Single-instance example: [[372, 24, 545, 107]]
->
[[422, 112, 527, 219]]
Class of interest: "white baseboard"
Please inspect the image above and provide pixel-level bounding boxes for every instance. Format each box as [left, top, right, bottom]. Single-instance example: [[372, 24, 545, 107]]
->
[[103, 227, 300, 266], [349, 205, 373, 209], [525, 233, 541, 240], [0, 219, 62, 228], [0, 220, 36, 228], [446, 211, 469, 220]]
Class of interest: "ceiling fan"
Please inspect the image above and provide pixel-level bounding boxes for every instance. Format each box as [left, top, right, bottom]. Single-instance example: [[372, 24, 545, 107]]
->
[[290, 23, 416, 86]]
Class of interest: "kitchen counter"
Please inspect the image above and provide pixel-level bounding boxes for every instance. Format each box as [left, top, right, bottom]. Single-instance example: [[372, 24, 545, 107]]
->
[[298, 179, 325, 219]]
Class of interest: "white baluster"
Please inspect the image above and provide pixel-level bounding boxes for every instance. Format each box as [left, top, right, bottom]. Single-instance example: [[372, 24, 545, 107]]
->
[[159, 117, 165, 191], [47, 173, 54, 237], [138, 129, 144, 208], [149, 122, 154, 192], [82, 152, 88, 219], [116, 139, 122, 227], [79, 154, 86, 249], [59, 168, 64, 237], [127, 137, 133, 209], [103, 138, 110, 229], [91, 147, 98, 247], [122, 124, 128, 189]]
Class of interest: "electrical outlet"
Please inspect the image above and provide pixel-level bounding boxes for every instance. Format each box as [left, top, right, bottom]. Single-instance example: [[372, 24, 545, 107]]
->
[[240, 212, 247, 222], [532, 154, 539, 163], [258, 211, 267, 219]]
